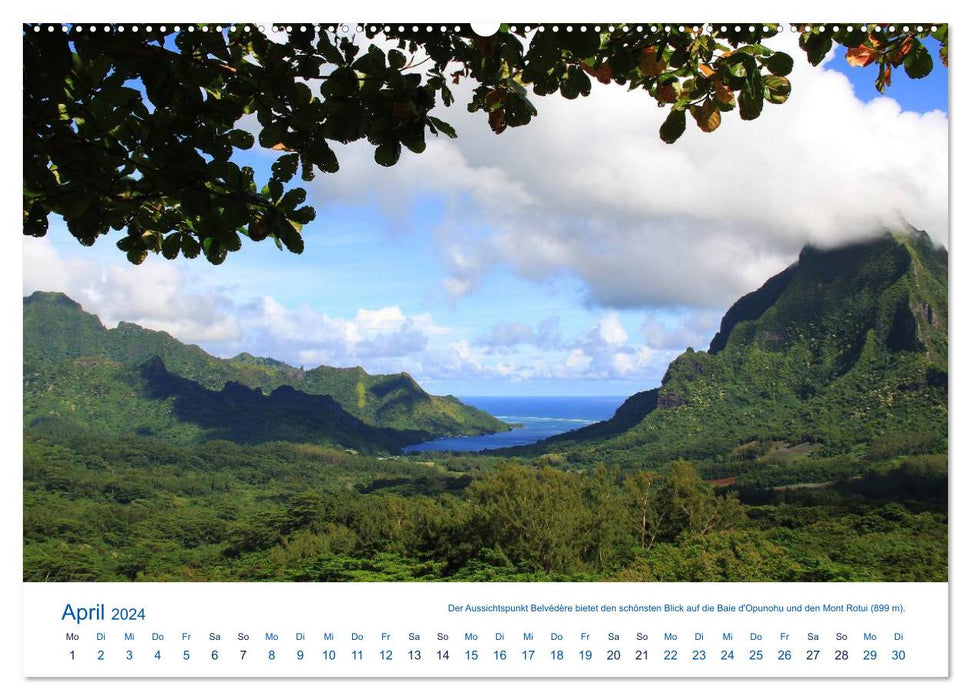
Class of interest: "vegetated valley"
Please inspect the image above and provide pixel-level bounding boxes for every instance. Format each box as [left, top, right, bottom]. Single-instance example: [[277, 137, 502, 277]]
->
[[23, 228, 948, 583]]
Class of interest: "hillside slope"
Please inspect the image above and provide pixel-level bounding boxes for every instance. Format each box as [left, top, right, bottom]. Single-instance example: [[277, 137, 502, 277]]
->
[[23, 292, 507, 440], [518, 228, 948, 466]]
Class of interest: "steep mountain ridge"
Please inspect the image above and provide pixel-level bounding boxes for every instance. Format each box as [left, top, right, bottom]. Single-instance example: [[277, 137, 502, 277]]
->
[[23, 354, 427, 451], [522, 228, 947, 465], [23, 292, 508, 449], [23, 292, 507, 445]]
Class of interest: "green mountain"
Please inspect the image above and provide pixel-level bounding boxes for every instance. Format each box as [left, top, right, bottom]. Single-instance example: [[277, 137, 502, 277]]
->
[[520, 228, 948, 466], [23, 292, 508, 448], [23, 355, 430, 451]]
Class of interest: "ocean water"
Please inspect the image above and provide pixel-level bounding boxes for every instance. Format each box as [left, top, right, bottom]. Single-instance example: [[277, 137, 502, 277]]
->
[[402, 396, 626, 453]]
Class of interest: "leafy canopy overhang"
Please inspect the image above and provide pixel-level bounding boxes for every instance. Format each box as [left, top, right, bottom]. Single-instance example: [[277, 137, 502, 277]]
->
[[23, 22, 947, 264]]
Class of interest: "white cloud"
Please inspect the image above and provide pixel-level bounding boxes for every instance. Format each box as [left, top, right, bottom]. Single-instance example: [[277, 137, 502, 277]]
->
[[641, 309, 724, 351], [323, 136, 535, 237], [478, 321, 537, 350], [548, 312, 666, 381], [611, 351, 637, 376], [565, 349, 592, 373], [23, 237, 240, 344], [247, 296, 438, 367], [599, 312, 628, 346], [477, 316, 562, 352], [23, 236, 700, 391], [310, 32, 947, 311]]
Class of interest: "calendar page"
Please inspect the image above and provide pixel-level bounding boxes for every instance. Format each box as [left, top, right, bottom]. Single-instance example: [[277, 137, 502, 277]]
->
[[18, 1, 956, 696]]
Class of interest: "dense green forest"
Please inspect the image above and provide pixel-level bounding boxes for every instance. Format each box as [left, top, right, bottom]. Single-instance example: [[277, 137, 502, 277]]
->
[[23, 425, 946, 582], [22, 230, 948, 582]]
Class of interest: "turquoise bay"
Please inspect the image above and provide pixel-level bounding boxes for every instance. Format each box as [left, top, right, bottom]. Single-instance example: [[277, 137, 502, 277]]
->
[[402, 396, 626, 453]]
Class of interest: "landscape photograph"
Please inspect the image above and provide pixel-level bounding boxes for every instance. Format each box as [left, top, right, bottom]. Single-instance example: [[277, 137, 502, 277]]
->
[[23, 22, 948, 583]]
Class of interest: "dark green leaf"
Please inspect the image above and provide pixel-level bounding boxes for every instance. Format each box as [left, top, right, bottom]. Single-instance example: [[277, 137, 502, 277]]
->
[[503, 93, 537, 127], [763, 52, 794, 76], [727, 55, 748, 78], [247, 220, 270, 242], [228, 129, 256, 150], [560, 66, 592, 100], [308, 141, 340, 173], [745, 70, 764, 102], [427, 115, 457, 138], [737, 44, 773, 57], [280, 188, 307, 211], [203, 238, 227, 264], [353, 44, 387, 76], [277, 220, 305, 254], [388, 49, 407, 70], [799, 32, 833, 66], [400, 127, 426, 154], [161, 233, 181, 260], [225, 231, 242, 252], [289, 205, 316, 225], [266, 179, 283, 202], [374, 140, 401, 167], [763, 76, 791, 104], [738, 87, 763, 120], [272, 153, 300, 182], [659, 108, 686, 144], [181, 235, 201, 259], [904, 44, 933, 79], [258, 122, 287, 149], [126, 249, 148, 265], [321, 66, 360, 97]]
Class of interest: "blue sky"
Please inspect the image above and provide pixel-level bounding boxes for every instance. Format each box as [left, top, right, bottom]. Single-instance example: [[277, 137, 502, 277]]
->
[[829, 38, 948, 115], [22, 27, 949, 397]]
